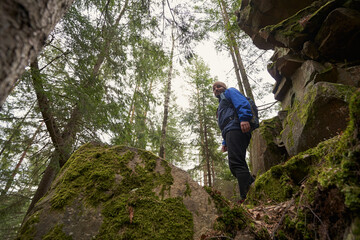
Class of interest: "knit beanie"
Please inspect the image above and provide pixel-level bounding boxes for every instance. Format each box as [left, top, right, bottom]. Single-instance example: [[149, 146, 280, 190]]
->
[[212, 81, 227, 90]]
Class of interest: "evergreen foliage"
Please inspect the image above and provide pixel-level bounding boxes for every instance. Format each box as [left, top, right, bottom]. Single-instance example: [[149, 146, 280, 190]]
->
[[183, 56, 231, 186], [0, 0, 273, 238]]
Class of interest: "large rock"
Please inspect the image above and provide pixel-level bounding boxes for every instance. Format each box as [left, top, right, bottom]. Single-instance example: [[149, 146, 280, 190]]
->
[[250, 116, 288, 176], [259, 0, 343, 50], [18, 143, 219, 240], [237, 0, 314, 49], [337, 65, 360, 87], [282, 60, 328, 108], [315, 8, 360, 61], [281, 82, 355, 156]]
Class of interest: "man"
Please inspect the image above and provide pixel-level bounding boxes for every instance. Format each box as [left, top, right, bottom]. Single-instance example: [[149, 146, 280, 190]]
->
[[213, 81, 255, 203]]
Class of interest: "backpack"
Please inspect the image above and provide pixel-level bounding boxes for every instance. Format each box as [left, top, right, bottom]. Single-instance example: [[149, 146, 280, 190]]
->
[[245, 97, 260, 130], [219, 92, 260, 131]]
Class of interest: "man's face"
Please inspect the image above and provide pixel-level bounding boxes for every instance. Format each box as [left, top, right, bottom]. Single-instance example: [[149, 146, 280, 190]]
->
[[213, 84, 225, 97]]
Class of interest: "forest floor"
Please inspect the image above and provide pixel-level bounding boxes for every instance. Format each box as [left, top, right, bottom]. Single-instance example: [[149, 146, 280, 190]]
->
[[243, 199, 296, 239]]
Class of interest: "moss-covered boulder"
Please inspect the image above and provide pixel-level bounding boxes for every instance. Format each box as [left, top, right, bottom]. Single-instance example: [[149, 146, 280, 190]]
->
[[250, 116, 289, 176], [247, 90, 360, 239], [18, 144, 219, 239], [281, 82, 355, 156], [237, 0, 314, 49]]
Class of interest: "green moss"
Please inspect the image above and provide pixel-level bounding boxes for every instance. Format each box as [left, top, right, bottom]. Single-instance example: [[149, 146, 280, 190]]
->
[[50, 144, 135, 209], [280, 212, 314, 240], [16, 211, 40, 240], [43, 224, 72, 240], [184, 182, 191, 197], [98, 197, 193, 239], [204, 187, 250, 238], [42, 143, 193, 239], [248, 167, 297, 204], [213, 206, 248, 237], [268, 91, 360, 238], [204, 186, 229, 210], [282, 84, 355, 150], [261, 0, 340, 39], [259, 117, 281, 145]]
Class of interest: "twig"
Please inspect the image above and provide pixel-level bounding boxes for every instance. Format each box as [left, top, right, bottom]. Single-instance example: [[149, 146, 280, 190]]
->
[[271, 199, 295, 239], [258, 101, 278, 112], [305, 205, 331, 240]]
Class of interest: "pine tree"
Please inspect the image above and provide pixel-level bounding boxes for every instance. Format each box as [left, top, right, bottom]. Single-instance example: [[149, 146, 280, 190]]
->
[[183, 56, 226, 187]]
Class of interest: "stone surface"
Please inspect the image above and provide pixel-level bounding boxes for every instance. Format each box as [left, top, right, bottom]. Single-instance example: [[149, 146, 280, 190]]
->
[[281, 82, 355, 156], [250, 116, 288, 176], [273, 77, 292, 102], [337, 65, 360, 87], [213, 179, 239, 201], [258, 0, 344, 50], [301, 41, 320, 60], [290, 60, 327, 101], [237, 0, 314, 49], [315, 8, 360, 61], [19, 143, 219, 240]]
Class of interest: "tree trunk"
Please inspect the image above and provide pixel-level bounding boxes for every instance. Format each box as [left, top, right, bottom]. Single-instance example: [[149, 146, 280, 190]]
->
[[202, 100, 212, 187], [26, 2, 129, 215], [0, 0, 75, 107], [31, 58, 70, 164], [218, 0, 255, 101], [1, 121, 44, 196], [203, 164, 208, 186], [159, 27, 175, 159], [229, 46, 245, 95]]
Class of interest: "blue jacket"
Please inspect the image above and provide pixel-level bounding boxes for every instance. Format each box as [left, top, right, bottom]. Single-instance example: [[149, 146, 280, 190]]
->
[[217, 88, 252, 145]]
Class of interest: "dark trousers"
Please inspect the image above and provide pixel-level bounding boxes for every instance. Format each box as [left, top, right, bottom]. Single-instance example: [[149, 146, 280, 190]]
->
[[226, 130, 254, 200]]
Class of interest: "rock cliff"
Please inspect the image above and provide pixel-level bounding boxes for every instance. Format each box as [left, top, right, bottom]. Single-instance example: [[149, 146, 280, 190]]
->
[[239, 0, 360, 239]]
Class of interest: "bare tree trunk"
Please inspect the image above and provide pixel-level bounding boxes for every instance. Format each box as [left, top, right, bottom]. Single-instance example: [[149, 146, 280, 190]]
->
[[128, 82, 140, 125], [218, 0, 255, 101], [229, 46, 245, 95], [202, 101, 212, 187], [211, 158, 215, 186], [203, 164, 208, 186], [0, 0, 75, 107], [159, 27, 175, 159]]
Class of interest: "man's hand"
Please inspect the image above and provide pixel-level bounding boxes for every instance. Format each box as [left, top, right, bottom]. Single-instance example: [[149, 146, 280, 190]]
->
[[240, 121, 251, 133], [221, 145, 227, 152]]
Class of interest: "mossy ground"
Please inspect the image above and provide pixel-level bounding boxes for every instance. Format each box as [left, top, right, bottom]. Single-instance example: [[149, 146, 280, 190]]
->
[[20, 144, 194, 239], [204, 187, 270, 239]]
